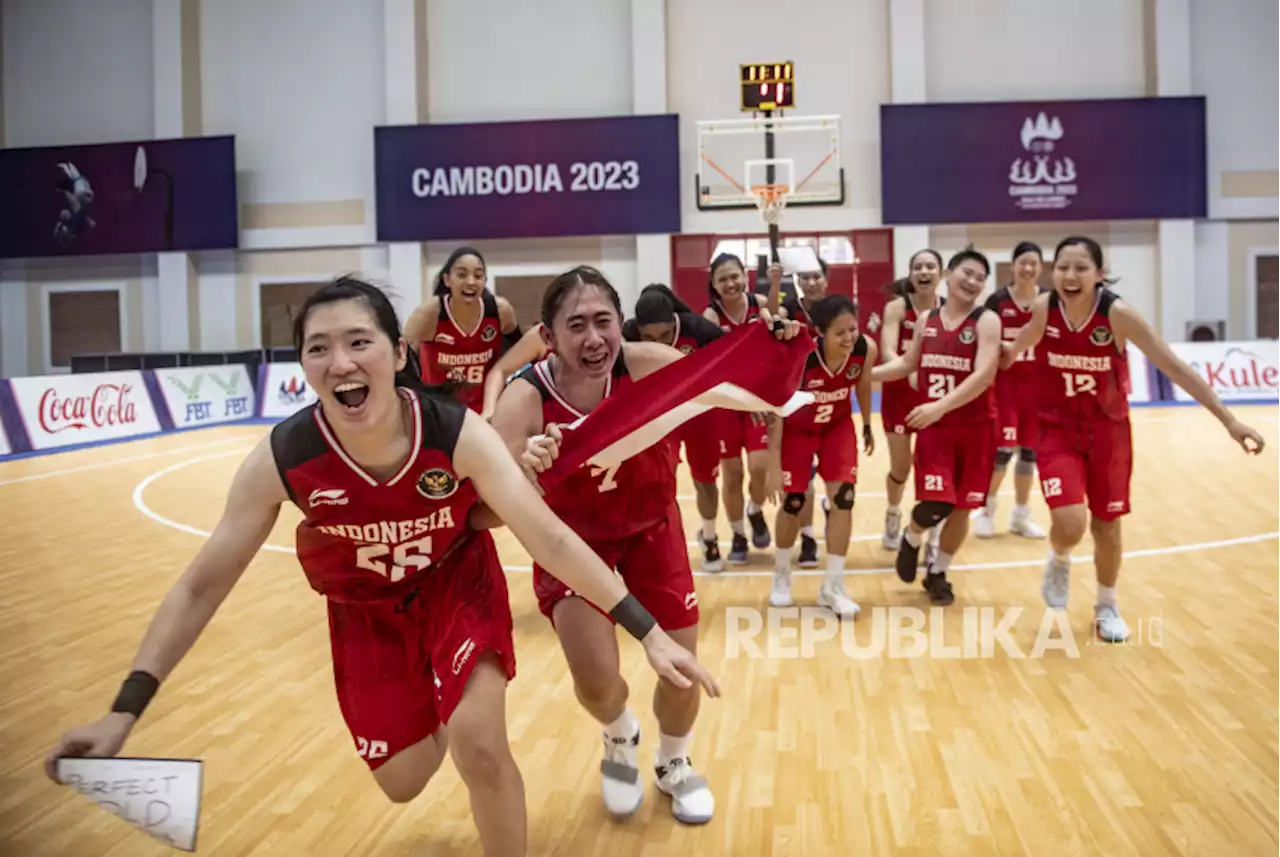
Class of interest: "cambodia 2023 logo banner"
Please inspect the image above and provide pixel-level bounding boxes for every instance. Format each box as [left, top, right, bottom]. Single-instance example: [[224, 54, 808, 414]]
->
[[374, 114, 682, 241], [0, 136, 239, 259], [879, 97, 1207, 225]]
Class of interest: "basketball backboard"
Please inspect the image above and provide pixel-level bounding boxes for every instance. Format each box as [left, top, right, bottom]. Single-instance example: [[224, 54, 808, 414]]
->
[[695, 114, 844, 211]]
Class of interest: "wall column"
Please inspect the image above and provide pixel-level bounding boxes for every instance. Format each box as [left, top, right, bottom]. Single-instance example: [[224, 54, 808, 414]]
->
[[888, 0, 930, 276], [1154, 0, 1196, 341], [151, 0, 193, 351], [630, 0, 670, 311], [383, 0, 426, 318]]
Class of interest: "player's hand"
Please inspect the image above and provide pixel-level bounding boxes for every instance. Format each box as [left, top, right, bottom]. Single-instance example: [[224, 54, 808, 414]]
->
[[759, 309, 802, 341], [44, 713, 135, 783], [1226, 419, 1266, 455], [640, 628, 721, 698], [520, 423, 563, 485], [906, 401, 945, 430], [765, 465, 786, 505], [862, 424, 876, 455], [767, 262, 784, 287]]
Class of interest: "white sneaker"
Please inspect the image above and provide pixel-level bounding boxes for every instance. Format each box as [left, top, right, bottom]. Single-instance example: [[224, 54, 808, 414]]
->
[[1042, 557, 1070, 609], [882, 509, 902, 550], [1009, 510, 1046, 539], [600, 728, 643, 816], [655, 755, 714, 825], [1094, 604, 1130, 643], [818, 579, 861, 619], [972, 508, 996, 539], [769, 567, 793, 607]]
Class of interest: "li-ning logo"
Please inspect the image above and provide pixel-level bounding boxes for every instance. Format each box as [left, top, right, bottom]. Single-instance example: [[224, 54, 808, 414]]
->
[[1008, 111, 1078, 212], [308, 488, 349, 507], [452, 638, 476, 675]]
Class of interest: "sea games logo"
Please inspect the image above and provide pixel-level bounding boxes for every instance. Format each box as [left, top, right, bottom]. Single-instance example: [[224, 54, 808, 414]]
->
[[38, 383, 139, 434]]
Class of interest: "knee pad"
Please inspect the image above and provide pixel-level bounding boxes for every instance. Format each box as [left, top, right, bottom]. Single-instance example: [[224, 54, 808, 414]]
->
[[911, 500, 954, 529], [831, 483, 856, 510], [782, 492, 807, 515], [994, 448, 1015, 468], [1015, 446, 1036, 475]]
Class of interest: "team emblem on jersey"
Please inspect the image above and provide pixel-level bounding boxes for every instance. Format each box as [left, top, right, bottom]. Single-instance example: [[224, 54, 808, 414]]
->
[[417, 467, 458, 500], [481, 324, 498, 343], [1090, 326, 1113, 346], [678, 344, 694, 355], [846, 363, 862, 380], [959, 326, 976, 344]]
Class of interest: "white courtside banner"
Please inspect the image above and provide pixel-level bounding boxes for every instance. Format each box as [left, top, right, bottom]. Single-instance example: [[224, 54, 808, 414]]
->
[[1126, 343, 1151, 403], [260, 362, 317, 418], [9, 371, 162, 450], [1168, 340, 1279, 402], [154, 365, 256, 427], [57, 757, 203, 852]]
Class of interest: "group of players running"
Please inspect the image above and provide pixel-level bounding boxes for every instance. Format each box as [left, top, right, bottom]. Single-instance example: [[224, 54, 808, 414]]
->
[[45, 237, 1264, 857]]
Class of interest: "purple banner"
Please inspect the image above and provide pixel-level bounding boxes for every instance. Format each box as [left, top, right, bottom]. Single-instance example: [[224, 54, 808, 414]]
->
[[880, 97, 1207, 225], [0, 136, 238, 259], [375, 114, 681, 241]]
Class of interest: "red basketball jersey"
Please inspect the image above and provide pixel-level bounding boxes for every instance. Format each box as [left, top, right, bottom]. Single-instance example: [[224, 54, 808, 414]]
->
[[709, 295, 763, 332], [985, 286, 1043, 388], [622, 311, 723, 354], [421, 291, 502, 410], [917, 307, 997, 426], [519, 352, 678, 541], [788, 336, 870, 430], [1036, 290, 1131, 423], [782, 294, 817, 336], [271, 388, 483, 604]]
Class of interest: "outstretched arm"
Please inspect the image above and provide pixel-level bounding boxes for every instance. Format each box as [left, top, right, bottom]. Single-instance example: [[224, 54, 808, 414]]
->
[[481, 323, 548, 420], [857, 338, 878, 453], [403, 297, 440, 351], [872, 315, 923, 383]]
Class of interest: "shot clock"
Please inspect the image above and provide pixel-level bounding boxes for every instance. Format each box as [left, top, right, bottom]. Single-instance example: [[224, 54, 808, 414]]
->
[[740, 62, 794, 112]]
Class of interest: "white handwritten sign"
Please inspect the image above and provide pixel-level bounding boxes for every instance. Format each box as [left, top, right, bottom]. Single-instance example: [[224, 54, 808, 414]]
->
[[57, 757, 202, 852]]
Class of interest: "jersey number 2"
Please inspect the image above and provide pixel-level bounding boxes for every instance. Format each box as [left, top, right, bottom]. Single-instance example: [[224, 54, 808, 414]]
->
[[814, 403, 834, 424], [590, 462, 620, 493], [356, 536, 433, 582]]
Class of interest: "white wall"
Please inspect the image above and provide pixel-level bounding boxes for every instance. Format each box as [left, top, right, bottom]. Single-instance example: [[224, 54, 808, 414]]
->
[[1190, 0, 1279, 220], [667, 0, 889, 235], [199, 0, 384, 225], [924, 0, 1147, 101], [1193, 221, 1230, 326], [2, 0, 154, 147]]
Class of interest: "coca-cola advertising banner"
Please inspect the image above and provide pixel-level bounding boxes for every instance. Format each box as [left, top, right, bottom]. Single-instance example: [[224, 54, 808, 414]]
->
[[879, 97, 1207, 224], [9, 371, 162, 450], [154, 365, 256, 428], [0, 136, 238, 259], [1168, 341, 1279, 403]]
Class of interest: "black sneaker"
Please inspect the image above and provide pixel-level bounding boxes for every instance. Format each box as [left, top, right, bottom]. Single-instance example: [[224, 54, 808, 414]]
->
[[701, 537, 723, 573], [922, 571, 955, 606], [797, 535, 820, 568], [895, 534, 921, 583], [727, 533, 749, 564], [748, 510, 771, 549]]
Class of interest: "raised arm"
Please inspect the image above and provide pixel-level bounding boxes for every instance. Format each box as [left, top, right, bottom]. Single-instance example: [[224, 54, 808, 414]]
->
[[1111, 301, 1265, 454], [403, 296, 441, 352], [481, 323, 548, 420], [878, 297, 904, 362], [871, 311, 923, 383], [452, 411, 721, 695], [45, 438, 287, 778]]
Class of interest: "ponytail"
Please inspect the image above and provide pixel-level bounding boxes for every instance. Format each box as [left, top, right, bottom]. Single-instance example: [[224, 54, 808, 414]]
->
[[635, 283, 692, 324]]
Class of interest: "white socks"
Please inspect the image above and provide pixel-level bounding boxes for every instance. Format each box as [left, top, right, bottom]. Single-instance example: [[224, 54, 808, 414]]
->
[[730, 519, 745, 536], [701, 519, 717, 540], [904, 528, 922, 548], [1097, 585, 1117, 608], [605, 708, 639, 740], [1050, 548, 1071, 567], [930, 551, 953, 575], [800, 525, 816, 539], [658, 731, 689, 763], [746, 500, 762, 516], [825, 554, 845, 586], [775, 546, 792, 572]]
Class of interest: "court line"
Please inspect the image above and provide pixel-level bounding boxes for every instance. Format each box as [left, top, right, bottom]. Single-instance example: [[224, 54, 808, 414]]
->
[[130, 451, 1280, 579], [0, 436, 256, 487]]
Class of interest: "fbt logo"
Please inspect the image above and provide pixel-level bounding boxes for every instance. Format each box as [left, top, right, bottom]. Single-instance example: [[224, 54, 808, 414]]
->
[[168, 372, 250, 423], [355, 737, 388, 760]]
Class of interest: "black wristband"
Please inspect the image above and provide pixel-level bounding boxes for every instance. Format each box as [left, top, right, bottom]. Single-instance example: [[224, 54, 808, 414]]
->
[[610, 594, 657, 641], [111, 671, 160, 718]]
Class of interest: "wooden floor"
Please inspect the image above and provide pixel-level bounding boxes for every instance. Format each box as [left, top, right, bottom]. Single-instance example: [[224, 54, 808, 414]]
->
[[0, 406, 1276, 856]]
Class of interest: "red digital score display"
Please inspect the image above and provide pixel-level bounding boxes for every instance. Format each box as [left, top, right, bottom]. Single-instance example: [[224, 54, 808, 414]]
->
[[740, 63, 794, 112]]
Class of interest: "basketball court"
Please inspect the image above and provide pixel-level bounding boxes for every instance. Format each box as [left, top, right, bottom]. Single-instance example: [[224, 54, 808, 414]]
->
[[1, 403, 1275, 856]]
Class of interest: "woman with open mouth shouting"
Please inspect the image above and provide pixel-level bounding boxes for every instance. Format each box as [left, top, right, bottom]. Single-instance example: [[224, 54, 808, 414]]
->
[[406, 246, 522, 413], [45, 276, 718, 857]]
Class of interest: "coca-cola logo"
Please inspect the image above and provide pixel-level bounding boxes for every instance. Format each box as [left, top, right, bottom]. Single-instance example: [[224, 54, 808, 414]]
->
[[38, 383, 139, 435]]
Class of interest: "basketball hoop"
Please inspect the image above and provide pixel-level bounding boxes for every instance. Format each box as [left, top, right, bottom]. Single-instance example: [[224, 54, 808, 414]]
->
[[751, 183, 790, 225]]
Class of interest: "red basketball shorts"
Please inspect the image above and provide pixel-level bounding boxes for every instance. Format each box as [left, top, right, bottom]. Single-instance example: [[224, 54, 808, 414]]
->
[[326, 534, 515, 771], [677, 411, 722, 483], [1036, 418, 1133, 520], [913, 420, 999, 509], [715, 410, 770, 459], [780, 424, 858, 490], [533, 500, 698, 632], [880, 380, 919, 437], [996, 376, 1039, 449]]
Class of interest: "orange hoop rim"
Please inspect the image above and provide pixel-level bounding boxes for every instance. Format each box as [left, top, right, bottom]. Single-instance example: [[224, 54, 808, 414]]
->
[[750, 183, 791, 206]]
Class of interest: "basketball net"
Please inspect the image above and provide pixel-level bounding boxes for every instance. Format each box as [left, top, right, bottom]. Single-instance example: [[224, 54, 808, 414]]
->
[[751, 184, 789, 226]]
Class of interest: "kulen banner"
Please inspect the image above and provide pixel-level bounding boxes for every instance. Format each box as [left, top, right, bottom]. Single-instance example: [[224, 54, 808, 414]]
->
[[880, 97, 1207, 225], [0, 136, 239, 259], [374, 114, 681, 241]]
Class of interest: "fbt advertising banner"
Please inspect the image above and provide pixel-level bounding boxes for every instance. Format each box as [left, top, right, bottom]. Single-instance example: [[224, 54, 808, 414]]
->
[[154, 365, 256, 427], [1169, 341, 1279, 403], [374, 114, 681, 242], [260, 363, 317, 418], [9, 371, 161, 450], [880, 97, 1207, 225]]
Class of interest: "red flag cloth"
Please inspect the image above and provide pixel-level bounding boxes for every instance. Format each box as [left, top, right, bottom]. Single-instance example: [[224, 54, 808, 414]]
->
[[539, 323, 816, 492]]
